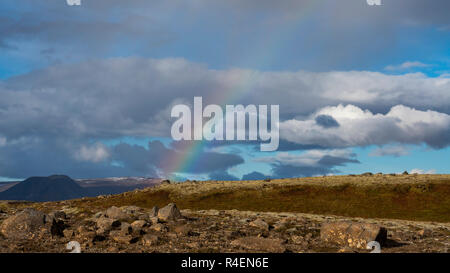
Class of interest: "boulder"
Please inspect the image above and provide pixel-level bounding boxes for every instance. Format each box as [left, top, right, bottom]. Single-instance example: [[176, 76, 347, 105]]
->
[[120, 222, 132, 235], [157, 203, 182, 221], [249, 219, 269, 231], [150, 206, 159, 217], [272, 220, 289, 231], [131, 220, 147, 232], [95, 217, 121, 234], [105, 206, 129, 221], [320, 221, 387, 249], [0, 208, 47, 240]]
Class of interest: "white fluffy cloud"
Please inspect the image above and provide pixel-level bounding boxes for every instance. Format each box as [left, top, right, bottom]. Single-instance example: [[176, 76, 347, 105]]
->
[[410, 169, 437, 174], [1, 58, 450, 178], [75, 143, 110, 163], [280, 104, 450, 148], [1, 58, 450, 143]]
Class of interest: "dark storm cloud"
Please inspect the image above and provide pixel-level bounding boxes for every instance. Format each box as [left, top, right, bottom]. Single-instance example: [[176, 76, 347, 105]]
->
[[0, 1, 173, 60], [209, 171, 239, 181], [317, 155, 360, 166], [113, 141, 244, 175], [315, 115, 340, 128], [1, 1, 450, 179], [2, 58, 450, 150], [0, 137, 245, 179], [258, 150, 360, 178], [1, 0, 450, 71], [0, 138, 142, 179]]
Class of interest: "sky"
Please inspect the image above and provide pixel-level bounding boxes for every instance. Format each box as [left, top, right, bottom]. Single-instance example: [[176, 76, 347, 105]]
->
[[0, 0, 450, 181]]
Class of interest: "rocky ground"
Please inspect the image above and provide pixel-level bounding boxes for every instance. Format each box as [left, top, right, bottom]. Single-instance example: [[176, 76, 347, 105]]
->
[[0, 203, 449, 253]]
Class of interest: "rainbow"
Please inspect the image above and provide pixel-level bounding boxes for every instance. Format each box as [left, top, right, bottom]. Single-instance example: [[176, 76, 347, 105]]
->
[[161, 1, 324, 179]]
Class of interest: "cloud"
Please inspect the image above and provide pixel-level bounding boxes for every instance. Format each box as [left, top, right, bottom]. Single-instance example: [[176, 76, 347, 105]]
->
[[0, 137, 6, 147], [0, 2, 173, 63], [112, 141, 244, 176], [2, 58, 450, 143], [256, 149, 359, 178], [209, 171, 239, 181], [410, 168, 437, 174], [280, 104, 450, 149], [369, 145, 410, 157], [385, 61, 431, 71], [75, 143, 110, 163], [2, 0, 450, 72], [0, 137, 244, 179], [0, 58, 449, 178], [0, 138, 139, 179], [241, 171, 270, 181], [315, 115, 340, 128]]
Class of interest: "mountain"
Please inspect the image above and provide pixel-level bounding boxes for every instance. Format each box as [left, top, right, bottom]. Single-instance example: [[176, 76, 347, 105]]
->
[[77, 177, 162, 196], [0, 175, 163, 202], [0, 175, 86, 202]]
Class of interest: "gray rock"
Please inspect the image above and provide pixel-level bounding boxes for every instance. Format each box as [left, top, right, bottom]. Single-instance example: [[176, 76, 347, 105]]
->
[[105, 206, 129, 221], [150, 206, 159, 217], [120, 222, 132, 235], [273, 220, 289, 231], [95, 217, 121, 234], [320, 221, 387, 249], [0, 208, 47, 240], [157, 203, 182, 221], [249, 219, 269, 231], [131, 220, 147, 232]]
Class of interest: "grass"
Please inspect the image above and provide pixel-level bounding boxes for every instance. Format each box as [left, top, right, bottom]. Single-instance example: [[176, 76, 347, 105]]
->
[[62, 174, 450, 223]]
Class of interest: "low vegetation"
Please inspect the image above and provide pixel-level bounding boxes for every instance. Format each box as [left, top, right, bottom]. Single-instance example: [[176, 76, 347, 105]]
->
[[55, 174, 450, 223]]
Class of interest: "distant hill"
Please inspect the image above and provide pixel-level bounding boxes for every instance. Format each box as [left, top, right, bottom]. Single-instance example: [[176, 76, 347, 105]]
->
[[76, 177, 162, 196], [0, 175, 162, 202], [0, 175, 86, 202]]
